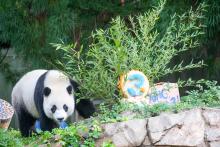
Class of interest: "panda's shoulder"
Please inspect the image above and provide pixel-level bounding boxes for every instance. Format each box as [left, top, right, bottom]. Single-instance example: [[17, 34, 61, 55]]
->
[[13, 70, 48, 90], [24, 69, 48, 78]]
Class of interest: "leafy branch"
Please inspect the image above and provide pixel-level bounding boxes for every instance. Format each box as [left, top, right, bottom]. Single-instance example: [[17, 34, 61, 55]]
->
[[56, 0, 206, 100]]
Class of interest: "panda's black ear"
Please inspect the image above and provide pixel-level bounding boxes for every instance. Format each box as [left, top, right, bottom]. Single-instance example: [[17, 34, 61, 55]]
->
[[69, 79, 79, 94], [43, 87, 51, 97], [66, 85, 73, 94]]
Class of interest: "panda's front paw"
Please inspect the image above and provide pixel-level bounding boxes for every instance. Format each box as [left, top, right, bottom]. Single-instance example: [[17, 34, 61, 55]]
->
[[34, 120, 68, 133]]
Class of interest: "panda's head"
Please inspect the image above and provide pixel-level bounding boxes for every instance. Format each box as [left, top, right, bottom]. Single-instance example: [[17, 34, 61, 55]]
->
[[42, 70, 76, 124]]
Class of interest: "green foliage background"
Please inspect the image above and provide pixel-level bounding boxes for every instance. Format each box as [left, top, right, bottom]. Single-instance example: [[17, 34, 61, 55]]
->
[[0, 0, 220, 84], [0, 0, 219, 119], [55, 1, 206, 100], [0, 0, 75, 83], [0, 1, 219, 145]]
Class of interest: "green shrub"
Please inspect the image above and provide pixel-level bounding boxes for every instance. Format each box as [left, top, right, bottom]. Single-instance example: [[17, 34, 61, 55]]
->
[[54, 0, 205, 100], [182, 80, 220, 107], [0, 129, 23, 147], [0, 120, 102, 146], [94, 79, 220, 121]]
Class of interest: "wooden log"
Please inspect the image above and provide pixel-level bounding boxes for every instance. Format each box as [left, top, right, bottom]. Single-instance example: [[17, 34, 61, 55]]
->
[[0, 99, 14, 130]]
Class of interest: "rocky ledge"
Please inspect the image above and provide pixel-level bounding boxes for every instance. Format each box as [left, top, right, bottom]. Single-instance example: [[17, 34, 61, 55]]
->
[[96, 108, 220, 147]]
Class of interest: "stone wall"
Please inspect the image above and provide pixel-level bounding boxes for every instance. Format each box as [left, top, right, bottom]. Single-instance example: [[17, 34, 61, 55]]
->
[[96, 108, 220, 147]]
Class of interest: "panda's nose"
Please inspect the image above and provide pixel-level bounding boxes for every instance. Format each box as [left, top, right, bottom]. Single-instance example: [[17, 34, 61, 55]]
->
[[57, 117, 64, 121]]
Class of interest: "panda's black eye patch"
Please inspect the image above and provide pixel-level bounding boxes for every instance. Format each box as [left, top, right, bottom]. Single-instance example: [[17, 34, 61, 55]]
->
[[66, 85, 72, 95], [44, 87, 51, 97], [63, 104, 68, 112], [51, 105, 57, 113]]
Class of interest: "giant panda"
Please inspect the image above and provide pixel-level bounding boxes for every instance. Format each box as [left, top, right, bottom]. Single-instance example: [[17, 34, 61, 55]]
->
[[11, 69, 95, 137]]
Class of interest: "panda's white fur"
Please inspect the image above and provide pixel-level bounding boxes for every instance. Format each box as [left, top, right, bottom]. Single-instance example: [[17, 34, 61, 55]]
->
[[12, 70, 46, 118], [42, 70, 75, 122], [12, 69, 95, 137]]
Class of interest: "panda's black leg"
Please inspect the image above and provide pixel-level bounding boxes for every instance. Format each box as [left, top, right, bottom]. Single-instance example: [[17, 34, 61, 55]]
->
[[39, 115, 56, 132], [17, 108, 35, 137], [76, 99, 96, 118]]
